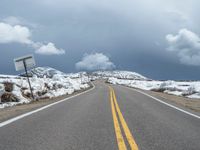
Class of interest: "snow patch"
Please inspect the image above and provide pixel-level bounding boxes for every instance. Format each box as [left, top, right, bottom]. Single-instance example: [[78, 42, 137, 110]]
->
[[108, 77, 200, 99]]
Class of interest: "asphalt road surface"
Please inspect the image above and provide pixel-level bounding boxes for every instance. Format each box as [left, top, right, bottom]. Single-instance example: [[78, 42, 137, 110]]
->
[[0, 81, 200, 150]]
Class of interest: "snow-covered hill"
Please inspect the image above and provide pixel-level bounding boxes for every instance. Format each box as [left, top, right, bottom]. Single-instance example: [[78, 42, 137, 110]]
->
[[92, 70, 148, 80], [20, 67, 67, 78]]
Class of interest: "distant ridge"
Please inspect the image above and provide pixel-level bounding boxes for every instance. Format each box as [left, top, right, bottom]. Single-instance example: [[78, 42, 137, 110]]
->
[[20, 67, 66, 78], [20, 67, 148, 80], [92, 70, 148, 80]]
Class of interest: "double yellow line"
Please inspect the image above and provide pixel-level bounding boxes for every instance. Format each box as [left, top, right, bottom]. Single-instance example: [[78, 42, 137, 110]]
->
[[109, 86, 139, 150]]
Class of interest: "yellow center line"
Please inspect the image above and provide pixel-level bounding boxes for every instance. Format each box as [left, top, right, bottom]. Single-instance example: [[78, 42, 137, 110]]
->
[[109, 87, 127, 150], [109, 86, 139, 150]]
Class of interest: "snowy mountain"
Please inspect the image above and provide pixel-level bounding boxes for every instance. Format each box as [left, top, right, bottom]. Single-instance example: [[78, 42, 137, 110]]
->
[[20, 67, 67, 78], [92, 70, 148, 80]]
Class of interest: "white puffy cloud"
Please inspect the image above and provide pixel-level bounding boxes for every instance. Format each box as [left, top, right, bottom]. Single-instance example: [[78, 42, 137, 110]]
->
[[35, 42, 65, 55], [0, 21, 65, 55], [166, 28, 200, 66], [0, 22, 31, 44], [76, 52, 115, 71]]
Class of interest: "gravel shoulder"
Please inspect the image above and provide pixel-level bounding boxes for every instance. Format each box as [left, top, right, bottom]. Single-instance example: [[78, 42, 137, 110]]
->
[[112, 82, 200, 113], [0, 84, 93, 123], [139, 89, 200, 112]]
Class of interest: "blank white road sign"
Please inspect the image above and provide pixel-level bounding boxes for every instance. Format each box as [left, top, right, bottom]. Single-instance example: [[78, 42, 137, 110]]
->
[[14, 55, 36, 71]]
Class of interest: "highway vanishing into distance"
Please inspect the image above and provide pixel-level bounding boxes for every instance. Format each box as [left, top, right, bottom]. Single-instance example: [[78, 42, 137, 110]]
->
[[0, 81, 200, 150]]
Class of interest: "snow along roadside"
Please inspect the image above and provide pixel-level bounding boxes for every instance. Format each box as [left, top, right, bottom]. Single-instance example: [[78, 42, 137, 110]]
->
[[0, 82, 95, 128], [120, 85, 200, 119], [107, 77, 200, 99]]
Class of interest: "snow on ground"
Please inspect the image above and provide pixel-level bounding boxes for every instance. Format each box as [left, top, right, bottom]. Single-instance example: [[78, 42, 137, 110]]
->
[[0, 73, 90, 109], [108, 77, 200, 99]]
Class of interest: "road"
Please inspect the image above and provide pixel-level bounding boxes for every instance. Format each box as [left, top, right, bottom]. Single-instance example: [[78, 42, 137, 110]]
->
[[0, 81, 200, 150]]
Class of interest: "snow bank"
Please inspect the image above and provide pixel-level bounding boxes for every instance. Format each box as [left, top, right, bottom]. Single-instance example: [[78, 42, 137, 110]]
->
[[0, 74, 90, 109], [108, 78, 200, 99]]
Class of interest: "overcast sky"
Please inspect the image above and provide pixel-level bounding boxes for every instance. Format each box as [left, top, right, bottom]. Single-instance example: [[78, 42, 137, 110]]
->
[[0, 0, 200, 80]]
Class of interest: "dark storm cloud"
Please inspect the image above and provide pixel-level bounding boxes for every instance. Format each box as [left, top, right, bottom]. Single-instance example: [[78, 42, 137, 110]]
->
[[0, 0, 200, 79]]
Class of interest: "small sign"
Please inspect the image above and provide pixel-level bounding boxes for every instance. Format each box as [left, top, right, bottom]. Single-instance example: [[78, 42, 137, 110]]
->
[[13, 54, 36, 100], [14, 55, 35, 71]]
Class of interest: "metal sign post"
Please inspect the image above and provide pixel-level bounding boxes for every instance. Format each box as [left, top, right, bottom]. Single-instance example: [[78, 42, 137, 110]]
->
[[14, 54, 36, 100]]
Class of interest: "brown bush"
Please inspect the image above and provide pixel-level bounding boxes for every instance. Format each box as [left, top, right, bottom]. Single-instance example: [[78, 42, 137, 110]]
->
[[37, 90, 47, 96], [1, 92, 19, 103], [44, 83, 51, 90], [3, 82, 14, 92], [21, 87, 28, 90], [151, 88, 166, 93], [23, 91, 32, 98]]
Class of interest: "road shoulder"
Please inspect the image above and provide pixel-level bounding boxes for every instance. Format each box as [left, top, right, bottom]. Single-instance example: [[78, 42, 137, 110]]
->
[[144, 90, 200, 112]]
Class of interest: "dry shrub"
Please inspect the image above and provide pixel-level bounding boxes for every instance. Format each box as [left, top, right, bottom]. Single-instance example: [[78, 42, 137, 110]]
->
[[3, 82, 13, 92], [44, 83, 51, 90], [21, 87, 28, 90], [151, 88, 166, 92], [1, 92, 19, 102], [23, 91, 32, 98], [37, 90, 47, 96]]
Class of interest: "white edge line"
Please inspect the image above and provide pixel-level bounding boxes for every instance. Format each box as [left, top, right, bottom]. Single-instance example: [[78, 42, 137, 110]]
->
[[0, 82, 95, 128], [120, 85, 200, 119]]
